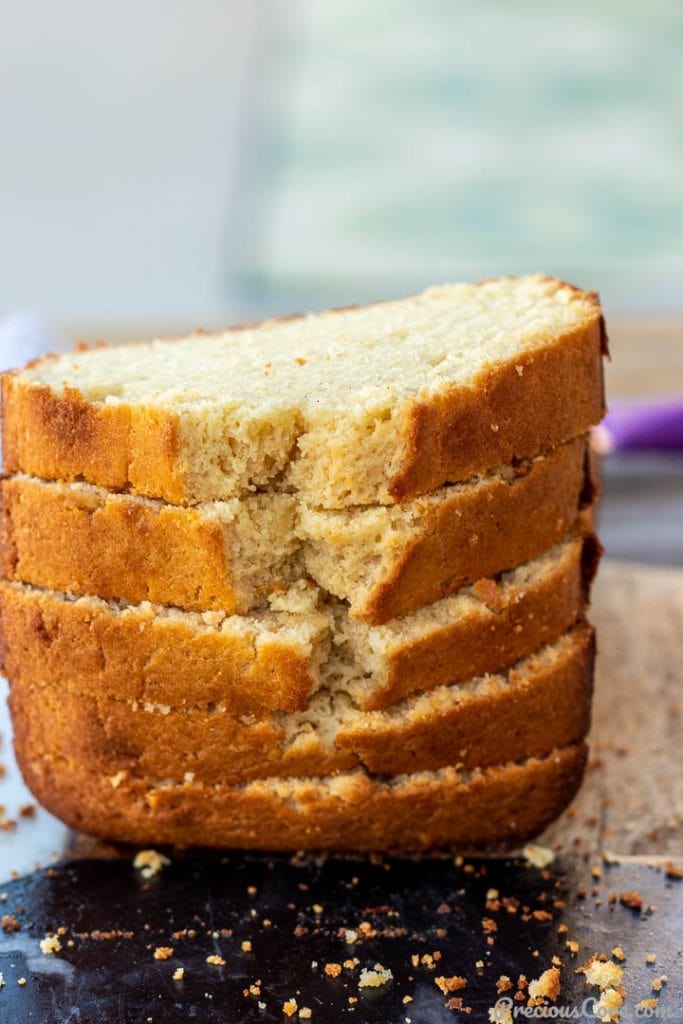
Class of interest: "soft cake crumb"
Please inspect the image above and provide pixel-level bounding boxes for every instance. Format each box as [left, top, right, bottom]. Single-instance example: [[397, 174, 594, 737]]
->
[[172, 967, 185, 981], [324, 963, 342, 978], [153, 947, 173, 961], [206, 955, 225, 966], [528, 967, 560, 1003], [299, 1009, 312, 1020], [611, 946, 625, 961], [359, 964, 393, 989], [645, 952, 656, 964], [523, 843, 555, 869], [283, 998, 298, 1017], [39, 935, 62, 955], [595, 987, 624, 1017], [17, 978, 26, 986], [581, 958, 624, 991], [241, 941, 252, 952], [435, 975, 467, 994], [133, 849, 170, 879]]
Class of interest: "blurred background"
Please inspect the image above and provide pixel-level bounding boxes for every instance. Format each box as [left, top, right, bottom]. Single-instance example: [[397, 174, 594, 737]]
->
[[0, 0, 681, 561]]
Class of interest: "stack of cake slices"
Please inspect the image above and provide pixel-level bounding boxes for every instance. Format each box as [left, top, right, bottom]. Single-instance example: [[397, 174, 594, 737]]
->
[[0, 275, 606, 851]]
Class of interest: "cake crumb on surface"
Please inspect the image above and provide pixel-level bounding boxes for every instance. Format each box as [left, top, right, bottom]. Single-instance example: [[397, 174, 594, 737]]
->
[[435, 975, 467, 994], [283, 997, 298, 1017], [523, 843, 555, 869], [528, 967, 561, 1004], [153, 947, 173, 961], [39, 935, 62, 955], [206, 955, 225, 966], [133, 850, 170, 879], [172, 967, 184, 981], [359, 964, 393, 988]]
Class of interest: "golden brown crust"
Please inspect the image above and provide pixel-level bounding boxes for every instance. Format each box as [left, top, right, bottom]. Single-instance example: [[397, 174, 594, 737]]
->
[[7, 625, 593, 784], [0, 475, 241, 613], [307, 436, 590, 624], [0, 582, 319, 716], [1, 375, 187, 503], [364, 534, 600, 708], [1, 281, 605, 506], [389, 314, 604, 501], [13, 741, 588, 851]]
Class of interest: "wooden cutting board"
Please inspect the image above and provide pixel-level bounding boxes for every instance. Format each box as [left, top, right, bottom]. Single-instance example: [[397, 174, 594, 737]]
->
[[543, 558, 683, 858], [0, 560, 681, 1024]]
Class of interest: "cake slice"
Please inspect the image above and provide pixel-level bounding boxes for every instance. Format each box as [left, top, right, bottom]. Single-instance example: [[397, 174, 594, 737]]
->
[[0, 474, 299, 615], [1, 435, 591, 623], [0, 534, 597, 714], [14, 739, 587, 850], [8, 624, 594, 784], [1, 276, 605, 508]]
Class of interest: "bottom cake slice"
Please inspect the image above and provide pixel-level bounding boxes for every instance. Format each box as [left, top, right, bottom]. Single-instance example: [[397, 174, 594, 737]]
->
[[14, 740, 587, 851]]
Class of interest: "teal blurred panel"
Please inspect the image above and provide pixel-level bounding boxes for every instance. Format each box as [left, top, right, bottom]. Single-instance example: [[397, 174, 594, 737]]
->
[[230, 0, 683, 311]]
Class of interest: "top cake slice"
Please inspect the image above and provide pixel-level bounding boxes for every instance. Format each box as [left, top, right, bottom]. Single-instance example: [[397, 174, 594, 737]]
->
[[1, 276, 605, 508]]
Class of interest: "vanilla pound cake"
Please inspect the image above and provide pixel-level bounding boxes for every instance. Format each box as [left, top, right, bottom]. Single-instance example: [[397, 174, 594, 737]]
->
[[14, 740, 587, 851], [8, 624, 594, 784], [0, 534, 598, 714], [1, 435, 592, 623], [1, 276, 605, 508]]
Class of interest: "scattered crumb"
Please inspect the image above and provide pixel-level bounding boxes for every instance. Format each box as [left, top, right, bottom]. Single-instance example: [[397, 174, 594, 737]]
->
[[39, 935, 62, 955], [1, 915, 20, 934], [283, 998, 298, 1017], [580, 957, 624, 991], [489, 1006, 512, 1024], [652, 976, 668, 992], [0, 973, 3, 988], [403, 995, 414, 1004], [619, 890, 643, 912], [523, 843, 555, 869], [299, 1009, 312, 1020], [359, 964, 393, 989], [435, 975, 467, 995], [153, 947, 174, 961], [324, 963, 342, 978], [636, 998, 659, 1011], [528, 967, 561, 1004], [241, 941, 252, 952], [665, 861, 683, 879], [645, 953, 656, 964], [611, 947, 625, 961], [206, 955, 225, 966], [567, 940, 580, 955], [172, 967, 185, 981], [133, 850, 170, 879], [17, 978, 26, 986]]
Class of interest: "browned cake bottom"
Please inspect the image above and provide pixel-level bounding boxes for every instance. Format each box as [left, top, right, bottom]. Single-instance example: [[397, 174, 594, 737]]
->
[[14, 740, 587, 851]]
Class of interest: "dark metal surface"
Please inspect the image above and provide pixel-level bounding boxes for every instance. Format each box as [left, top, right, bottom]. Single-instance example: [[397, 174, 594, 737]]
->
[[0, 852, 680, 1023]]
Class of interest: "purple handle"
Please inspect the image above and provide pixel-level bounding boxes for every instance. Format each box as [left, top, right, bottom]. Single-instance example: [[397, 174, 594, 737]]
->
[[598, 397, 683, 453]]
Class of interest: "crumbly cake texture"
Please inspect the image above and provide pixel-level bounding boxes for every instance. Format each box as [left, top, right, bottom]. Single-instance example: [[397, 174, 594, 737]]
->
[[13, 741, 588, 850], [0, 535, 598, 714], [0, 474, 299, 616], [1, 277, 606, 508], [7, 624, 594, 784], [299, 436, 590, 622], [0, 435, 592, 624]]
